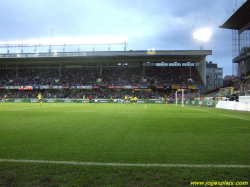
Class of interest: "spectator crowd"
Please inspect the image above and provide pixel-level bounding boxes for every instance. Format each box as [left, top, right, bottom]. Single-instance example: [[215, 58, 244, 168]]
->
[[0, 66, 203, 87], [0, 66, 206, 100]]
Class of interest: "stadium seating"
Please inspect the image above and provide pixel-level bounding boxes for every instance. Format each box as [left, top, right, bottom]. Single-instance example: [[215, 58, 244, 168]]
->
[[0, 66, 202, 99], [143, 66, 202, 86]]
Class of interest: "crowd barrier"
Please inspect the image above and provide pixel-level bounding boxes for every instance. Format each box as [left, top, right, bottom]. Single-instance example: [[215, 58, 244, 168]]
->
[[181, 100, 217, 107], [5, 98, 250, 111], [216, 101, 250, 111], [2, 98, 217, 107], [3, 98, 250, 111], [3, 98, 164, 103]]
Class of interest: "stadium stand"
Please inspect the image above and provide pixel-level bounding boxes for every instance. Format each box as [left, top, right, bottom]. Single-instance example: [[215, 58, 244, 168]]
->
[[0, 65, 195, 100], [0, 66, 203, 87], [205, 71, 250, 97], [144, 66, 202, 86]]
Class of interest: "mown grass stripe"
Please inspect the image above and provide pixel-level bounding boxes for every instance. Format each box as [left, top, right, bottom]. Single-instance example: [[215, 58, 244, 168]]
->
[[1, 159, 249, 168]]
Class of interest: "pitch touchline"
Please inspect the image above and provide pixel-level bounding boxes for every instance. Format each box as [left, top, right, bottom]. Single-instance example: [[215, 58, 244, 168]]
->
[[186, 107, 250, 121], [0, 159, 249, 168]]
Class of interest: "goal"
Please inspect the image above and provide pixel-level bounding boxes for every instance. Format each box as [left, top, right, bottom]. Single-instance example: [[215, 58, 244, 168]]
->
[[175, 89, 185, 107], [219, 87, 233, 97]]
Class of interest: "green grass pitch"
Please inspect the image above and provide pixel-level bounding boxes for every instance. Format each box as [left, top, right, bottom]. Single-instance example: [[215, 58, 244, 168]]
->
[[0, 103, 250, 186]]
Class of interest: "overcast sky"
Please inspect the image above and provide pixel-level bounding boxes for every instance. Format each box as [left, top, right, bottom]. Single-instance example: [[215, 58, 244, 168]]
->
[[0, 0, 245, 76]]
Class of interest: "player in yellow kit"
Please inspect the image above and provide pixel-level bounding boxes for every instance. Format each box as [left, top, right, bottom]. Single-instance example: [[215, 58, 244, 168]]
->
[[37, 92, 42, 106], [161, 97, 165, 104], [134, 96, 138, 105], [83, 95, 87, 103], [124, 95, 128, 105], [129, 96, 133, 105], [4, 94, 8, 103]]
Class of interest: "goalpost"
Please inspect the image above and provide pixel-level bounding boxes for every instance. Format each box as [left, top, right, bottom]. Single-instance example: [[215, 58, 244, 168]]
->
[[175, 89, 185, 107]]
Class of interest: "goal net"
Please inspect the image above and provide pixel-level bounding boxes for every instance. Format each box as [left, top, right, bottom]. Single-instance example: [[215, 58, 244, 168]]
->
[[219, 87, 233, 97]]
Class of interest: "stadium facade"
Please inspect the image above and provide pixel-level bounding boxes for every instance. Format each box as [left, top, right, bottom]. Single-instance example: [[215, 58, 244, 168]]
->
[[206, 61, 223, 91], [219, 0, 250, 76]]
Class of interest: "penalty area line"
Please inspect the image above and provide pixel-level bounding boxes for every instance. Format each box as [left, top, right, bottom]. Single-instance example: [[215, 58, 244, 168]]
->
[[0, 159, 249, 168]]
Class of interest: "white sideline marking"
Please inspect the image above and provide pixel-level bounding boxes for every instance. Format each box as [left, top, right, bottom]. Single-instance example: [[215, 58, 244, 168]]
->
[[0, 159, 249, 168], [186, 107, 250, 121]]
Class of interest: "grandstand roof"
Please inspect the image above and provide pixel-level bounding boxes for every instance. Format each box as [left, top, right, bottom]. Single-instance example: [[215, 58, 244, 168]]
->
[[0, 50, 212, 65], [219, 0, 250, 31]]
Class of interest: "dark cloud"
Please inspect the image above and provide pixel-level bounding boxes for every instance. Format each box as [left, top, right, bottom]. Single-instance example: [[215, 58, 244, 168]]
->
[[0, 0, 239, 75]]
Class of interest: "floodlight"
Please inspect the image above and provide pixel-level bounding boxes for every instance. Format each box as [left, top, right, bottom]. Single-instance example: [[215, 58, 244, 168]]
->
[[193, 28, 212, 42], [193, 28, 212, 50]]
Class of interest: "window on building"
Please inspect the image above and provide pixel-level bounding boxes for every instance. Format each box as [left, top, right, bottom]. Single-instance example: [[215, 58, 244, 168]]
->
[[215, 75, 222, 78], [214, 69, 222, 73]]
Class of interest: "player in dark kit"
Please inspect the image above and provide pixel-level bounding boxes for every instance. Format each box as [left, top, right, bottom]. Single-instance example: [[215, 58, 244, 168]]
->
[[89, 95, 92, 103]]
